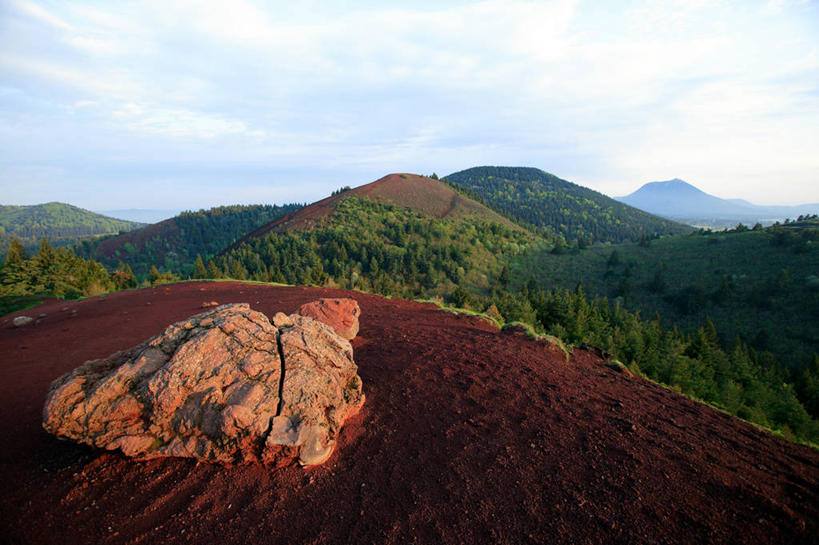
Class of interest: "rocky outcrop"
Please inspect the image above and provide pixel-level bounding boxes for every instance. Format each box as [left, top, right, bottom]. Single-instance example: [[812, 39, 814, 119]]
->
[[296, 298, 361, 340], [42, 303, 364, 467]]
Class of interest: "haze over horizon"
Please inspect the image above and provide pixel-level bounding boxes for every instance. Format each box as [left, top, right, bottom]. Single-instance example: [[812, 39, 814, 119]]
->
[[1, 0, 818, 210]]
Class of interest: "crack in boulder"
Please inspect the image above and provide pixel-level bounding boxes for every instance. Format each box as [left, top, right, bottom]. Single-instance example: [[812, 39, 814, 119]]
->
[[275, 331, 286, 417], [42, 302, 365, 467]]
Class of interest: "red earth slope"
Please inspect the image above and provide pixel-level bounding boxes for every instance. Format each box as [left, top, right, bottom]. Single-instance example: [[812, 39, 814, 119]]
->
[[230, 173, 523, 249], [0, 282, 817, 545], [94, 218, 180, 259]]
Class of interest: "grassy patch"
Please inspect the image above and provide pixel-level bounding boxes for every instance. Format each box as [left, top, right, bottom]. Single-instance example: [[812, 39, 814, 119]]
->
[[501, 322, 572, 361], [415, 298, 503, 328], [0, 295, 47, 317]]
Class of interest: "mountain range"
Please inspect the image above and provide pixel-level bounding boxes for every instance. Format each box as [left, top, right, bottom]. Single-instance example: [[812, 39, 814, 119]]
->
[[2, 166, 818, 457], [617, 179, 819, 227]]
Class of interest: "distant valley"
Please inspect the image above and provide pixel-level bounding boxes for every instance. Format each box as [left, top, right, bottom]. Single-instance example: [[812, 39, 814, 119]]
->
[[93, 208, 184, 224], [617, 178, 819, 229]]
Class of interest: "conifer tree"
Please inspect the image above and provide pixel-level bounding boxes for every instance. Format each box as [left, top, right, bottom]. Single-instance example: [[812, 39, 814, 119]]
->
[[5, 238, 27, 265], [229, 260, 247, 280], [499, 264, 510, 287], [149, 265, 161, 285], [193, 254, 207, 279], [125, 264, 137, 288], [37, 238, 55, 269], [206, 260, 221, 279]]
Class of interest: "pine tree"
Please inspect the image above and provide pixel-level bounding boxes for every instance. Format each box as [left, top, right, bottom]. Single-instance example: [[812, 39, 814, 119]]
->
[[499, 264, 510, 287], [5, 238, 27, 265], [193, 254, 207, 279], [111, 261, 138, 290], [229, 260, 247, 280], [206, 260, 221, 279], [796, 354, 819, 418], [125, 264, 137, 288], [149, 265, 160, 285], [703, 316, 720, 347], [37, 238, 55, 269]]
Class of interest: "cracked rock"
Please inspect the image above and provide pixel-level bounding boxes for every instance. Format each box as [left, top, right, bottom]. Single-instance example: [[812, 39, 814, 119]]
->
[[42, 303, 364, 467]]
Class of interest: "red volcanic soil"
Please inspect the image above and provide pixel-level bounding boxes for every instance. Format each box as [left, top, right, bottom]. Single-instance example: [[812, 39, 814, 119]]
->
[[95, 218, 180, 259], [1, 282, 817, 545], [230, 173, 522, 249]]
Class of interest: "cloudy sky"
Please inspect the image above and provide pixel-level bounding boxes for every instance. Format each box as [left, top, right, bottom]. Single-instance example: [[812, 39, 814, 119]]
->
[[1, 0, 817, 210]]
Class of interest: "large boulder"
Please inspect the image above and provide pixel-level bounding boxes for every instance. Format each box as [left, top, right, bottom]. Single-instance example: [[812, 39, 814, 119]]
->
[[42, 303, 364, 467], [296, 298, 361, 340]]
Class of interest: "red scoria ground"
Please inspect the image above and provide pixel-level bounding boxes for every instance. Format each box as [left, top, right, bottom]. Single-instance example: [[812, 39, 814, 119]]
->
[[0, 282, 817, 545]]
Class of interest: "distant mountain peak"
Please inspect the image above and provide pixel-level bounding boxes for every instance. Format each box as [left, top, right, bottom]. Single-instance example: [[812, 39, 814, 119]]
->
[[616, 179, 819, 222], [445, 166, 691, 243], [633, 179, 702, 194]]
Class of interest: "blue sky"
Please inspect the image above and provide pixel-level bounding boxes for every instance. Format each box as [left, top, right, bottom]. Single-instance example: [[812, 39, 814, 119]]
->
[[1, 0, 817, 210]]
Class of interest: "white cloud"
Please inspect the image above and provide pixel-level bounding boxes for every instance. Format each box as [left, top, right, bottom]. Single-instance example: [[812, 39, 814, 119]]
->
[[0, 0, 817, 207], [110, 103, 249, 139], [10, 0, 73, 30]]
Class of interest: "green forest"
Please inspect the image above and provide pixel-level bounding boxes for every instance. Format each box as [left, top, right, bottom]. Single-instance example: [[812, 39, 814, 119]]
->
[[0, 202, 142, 257], [444, 166, 692, 244], [0, 238, 118, 314], [514, 219, 819, 369]]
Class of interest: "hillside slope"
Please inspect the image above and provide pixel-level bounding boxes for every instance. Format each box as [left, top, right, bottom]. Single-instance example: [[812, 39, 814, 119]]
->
[[222, 195, 535, 297], [1, 282, 816, 545], [216, 173, 537, 297], [0, 202, 142, 257], [233, 173, 524, 247], [514, 222, 819, 369], [75, 204, 301, 277], [617, 179, 819, 226], [444, 166, 693, 243]]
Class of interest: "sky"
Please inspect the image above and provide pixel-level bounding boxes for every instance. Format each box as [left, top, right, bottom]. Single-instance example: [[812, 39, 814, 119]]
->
[[1, 0, 818, 210]]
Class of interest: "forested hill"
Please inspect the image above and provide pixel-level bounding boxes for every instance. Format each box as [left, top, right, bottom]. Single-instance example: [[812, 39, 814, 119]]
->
[[74, 204, 302, 278], [229, 173, 525, 248], [444, 166, 693, 244], [0, 202, 142, 256], [219, 195, 537, 298]]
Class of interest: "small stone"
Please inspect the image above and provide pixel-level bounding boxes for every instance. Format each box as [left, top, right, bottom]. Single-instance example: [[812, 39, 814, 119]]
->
[[272, 312, 292, 328], [298, 430, 334, 467], [13, 316, 34, 327]]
